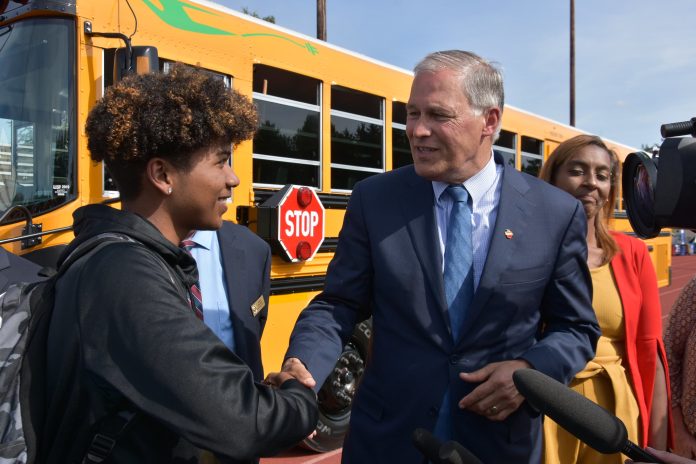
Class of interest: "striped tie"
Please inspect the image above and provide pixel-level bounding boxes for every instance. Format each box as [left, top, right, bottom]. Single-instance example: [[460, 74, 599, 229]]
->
[[179, 236, 204, 320]]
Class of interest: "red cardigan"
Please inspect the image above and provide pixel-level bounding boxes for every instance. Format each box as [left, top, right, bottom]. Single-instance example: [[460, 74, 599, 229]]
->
[[609, 231, 673, 447]]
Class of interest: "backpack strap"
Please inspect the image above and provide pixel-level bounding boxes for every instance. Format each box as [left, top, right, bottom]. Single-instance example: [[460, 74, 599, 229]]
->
[[81, 407, 139, 464], [58, 233, 136, 277]]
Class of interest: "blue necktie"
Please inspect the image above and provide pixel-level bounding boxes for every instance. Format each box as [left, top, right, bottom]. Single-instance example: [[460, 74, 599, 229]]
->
[[443, 185, 474, 341], [434, 185, 474, 442]]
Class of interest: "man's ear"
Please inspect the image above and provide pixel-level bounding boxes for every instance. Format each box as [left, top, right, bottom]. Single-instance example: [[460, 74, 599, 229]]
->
[[145, 157, 175, 196], [482, 107, 501, 137]]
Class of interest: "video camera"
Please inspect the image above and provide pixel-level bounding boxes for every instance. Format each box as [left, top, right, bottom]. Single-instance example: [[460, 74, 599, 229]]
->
[[622, 117, 696, 238]]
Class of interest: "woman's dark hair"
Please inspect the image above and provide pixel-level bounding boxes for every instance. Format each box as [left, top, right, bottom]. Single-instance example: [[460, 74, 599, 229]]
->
[[85, 64, 258, 200]]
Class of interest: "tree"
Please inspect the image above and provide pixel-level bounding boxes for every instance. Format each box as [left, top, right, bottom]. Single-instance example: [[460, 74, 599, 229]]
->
[[241, 7, 275, 23], [641, 143, 660, 155]]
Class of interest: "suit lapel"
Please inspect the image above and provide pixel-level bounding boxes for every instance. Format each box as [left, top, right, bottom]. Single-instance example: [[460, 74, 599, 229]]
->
[[400, 171, 448, 316], [459, 165, 533, 337], [217, 227, 248, 353]]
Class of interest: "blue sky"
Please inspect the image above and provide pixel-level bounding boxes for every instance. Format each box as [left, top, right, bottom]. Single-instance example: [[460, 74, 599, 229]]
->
[[214, 0, 695, 150]]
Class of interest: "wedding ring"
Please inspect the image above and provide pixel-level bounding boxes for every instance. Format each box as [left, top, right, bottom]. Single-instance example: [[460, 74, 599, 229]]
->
[[489, 405, 499, 415]]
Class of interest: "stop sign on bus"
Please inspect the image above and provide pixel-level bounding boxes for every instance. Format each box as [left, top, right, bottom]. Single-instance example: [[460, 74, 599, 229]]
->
[[257, 185, 325, 262]]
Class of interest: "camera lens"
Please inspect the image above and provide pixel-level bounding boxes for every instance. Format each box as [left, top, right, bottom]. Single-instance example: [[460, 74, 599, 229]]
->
[[634, 164, 654, 220], [622, 151, 659, 238]]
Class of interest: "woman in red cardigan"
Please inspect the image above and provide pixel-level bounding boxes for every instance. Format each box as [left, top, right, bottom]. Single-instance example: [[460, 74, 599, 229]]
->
[[539, 135, 672, 463]]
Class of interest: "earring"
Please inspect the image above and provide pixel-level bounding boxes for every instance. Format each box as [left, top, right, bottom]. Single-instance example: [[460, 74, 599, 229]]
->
[[167, 187, 172, 195]]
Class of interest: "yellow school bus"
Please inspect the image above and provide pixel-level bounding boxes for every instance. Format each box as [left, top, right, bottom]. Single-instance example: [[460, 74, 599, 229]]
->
[[0, 0, 670, 451]]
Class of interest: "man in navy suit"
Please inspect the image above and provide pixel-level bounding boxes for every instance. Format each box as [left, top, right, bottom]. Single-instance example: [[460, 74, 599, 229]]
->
[[271, 50, 600, 463], [188, 220, 271, 381]]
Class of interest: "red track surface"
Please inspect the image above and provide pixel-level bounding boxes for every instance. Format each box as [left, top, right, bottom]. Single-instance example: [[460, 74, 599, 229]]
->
[[661, 255, 696, 320], [261, 254, 696, 464]]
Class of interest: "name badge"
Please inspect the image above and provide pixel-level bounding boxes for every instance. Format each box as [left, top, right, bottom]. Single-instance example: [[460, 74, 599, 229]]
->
[[251, 295, 265, 317]]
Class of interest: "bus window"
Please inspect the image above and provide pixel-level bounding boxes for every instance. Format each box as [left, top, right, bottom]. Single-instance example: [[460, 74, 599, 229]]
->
[[162, 60, 231, 87], [494, 129, 517, 168], [330, 86, 384, 191], [252, 65, 321, 188], [521, 136, 543, 177], [0, 18, 75, 223], [392, 101, 411, 169]]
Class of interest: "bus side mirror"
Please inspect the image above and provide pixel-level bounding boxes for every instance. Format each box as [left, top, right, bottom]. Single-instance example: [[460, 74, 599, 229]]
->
[[113, 46, 159, 82]]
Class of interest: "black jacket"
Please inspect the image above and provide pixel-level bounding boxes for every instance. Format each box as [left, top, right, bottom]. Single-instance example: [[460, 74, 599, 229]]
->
[[42, 205, 317, 463]]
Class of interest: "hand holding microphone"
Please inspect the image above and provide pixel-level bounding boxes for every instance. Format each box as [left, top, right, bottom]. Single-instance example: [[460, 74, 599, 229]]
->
[[512, 368, 664, 463]]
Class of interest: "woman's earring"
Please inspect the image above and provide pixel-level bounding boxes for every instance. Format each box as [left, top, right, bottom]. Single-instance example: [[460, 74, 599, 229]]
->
[[167, 187, 172, 195]]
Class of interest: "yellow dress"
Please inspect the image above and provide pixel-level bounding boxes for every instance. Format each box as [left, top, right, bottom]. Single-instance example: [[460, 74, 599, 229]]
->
[[543, 263, 640, 464]]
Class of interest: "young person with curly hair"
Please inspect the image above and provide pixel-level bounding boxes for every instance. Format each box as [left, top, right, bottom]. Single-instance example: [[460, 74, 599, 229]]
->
[[539, 135, 672, 463], [40, 65, 317, 463]]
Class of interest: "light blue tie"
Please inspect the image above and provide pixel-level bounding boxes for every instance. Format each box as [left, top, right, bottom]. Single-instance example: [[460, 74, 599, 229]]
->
[[434, 185, 474, 442], [443, 185, 474, 341]]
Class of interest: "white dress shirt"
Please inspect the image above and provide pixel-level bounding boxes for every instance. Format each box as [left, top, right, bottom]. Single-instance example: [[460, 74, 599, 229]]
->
[[433, 153, 503, 289]]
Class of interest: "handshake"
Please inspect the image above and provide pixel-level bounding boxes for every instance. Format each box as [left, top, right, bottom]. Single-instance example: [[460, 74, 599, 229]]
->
[[264, 357, 317, 389]]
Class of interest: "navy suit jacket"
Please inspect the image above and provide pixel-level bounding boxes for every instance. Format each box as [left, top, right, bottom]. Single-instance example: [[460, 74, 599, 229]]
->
[[287, 157, 600, 463], [0, 248, 44, 293], [217, 221, 271, 382]]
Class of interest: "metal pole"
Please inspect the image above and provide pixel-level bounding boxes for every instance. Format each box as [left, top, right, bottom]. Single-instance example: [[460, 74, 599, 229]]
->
[[317, 0, 326, 41], [570, 0, 576, 126]]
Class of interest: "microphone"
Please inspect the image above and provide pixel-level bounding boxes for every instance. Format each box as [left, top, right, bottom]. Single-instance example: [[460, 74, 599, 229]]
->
[[413, 428, 443, 463], [439, 440, 484, 464], [412, 428, 483, 464], [512, 368, 664, 463]]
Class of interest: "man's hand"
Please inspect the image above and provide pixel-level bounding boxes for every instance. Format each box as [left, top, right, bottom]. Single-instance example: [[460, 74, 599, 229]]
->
[[264, 358, 318, 441], [265, 357, 316, 389], [457, 359, 531, 421]]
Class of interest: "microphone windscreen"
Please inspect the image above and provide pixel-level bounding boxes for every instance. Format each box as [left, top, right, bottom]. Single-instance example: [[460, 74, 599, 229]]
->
[[512, 368, 626, 454], [412, 428, 443, 463], [439, 440, 484, 464]]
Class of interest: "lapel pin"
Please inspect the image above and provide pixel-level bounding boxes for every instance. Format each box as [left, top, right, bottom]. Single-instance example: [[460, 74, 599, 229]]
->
[[504, 229, 514, 240], [251, 295, 265, 317]]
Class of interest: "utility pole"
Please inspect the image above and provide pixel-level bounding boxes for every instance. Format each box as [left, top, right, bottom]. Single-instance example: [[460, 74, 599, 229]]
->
[[570, 0, 576, 126], [317, 0, 326, 41]]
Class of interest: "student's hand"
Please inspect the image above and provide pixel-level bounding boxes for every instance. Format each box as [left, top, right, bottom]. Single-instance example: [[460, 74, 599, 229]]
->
[[265, 357, 316, 389], [263, 371, 296, 388], [626, 447, 696, 464], [457, 359, 531, 421]]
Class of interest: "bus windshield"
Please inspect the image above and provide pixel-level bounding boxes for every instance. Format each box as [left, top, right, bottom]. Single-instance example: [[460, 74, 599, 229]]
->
[[0, 17, 75, 222]]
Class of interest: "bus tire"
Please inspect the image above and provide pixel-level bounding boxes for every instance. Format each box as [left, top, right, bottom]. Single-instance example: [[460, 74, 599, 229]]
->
[[302, 317, 372, 452]]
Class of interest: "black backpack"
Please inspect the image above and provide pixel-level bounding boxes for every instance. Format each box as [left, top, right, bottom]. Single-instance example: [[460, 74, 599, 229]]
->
[[0, 233, 140, 464]]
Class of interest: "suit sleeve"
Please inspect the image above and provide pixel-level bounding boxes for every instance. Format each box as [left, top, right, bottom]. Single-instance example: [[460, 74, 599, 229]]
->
[[519, 201, 600, 383], [285, 183, 373, 389], [79, 244, 318, 461]]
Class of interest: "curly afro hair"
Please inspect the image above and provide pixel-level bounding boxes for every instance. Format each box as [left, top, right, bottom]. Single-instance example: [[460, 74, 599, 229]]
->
[[86, 64, 258, 200]]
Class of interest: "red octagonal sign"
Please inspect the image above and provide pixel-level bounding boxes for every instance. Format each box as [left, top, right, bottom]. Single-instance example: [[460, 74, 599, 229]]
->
[[276, 185, 325, 262]]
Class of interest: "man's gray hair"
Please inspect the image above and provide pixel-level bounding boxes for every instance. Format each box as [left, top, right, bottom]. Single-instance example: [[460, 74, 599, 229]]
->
[[414, 50, 504, 127]]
